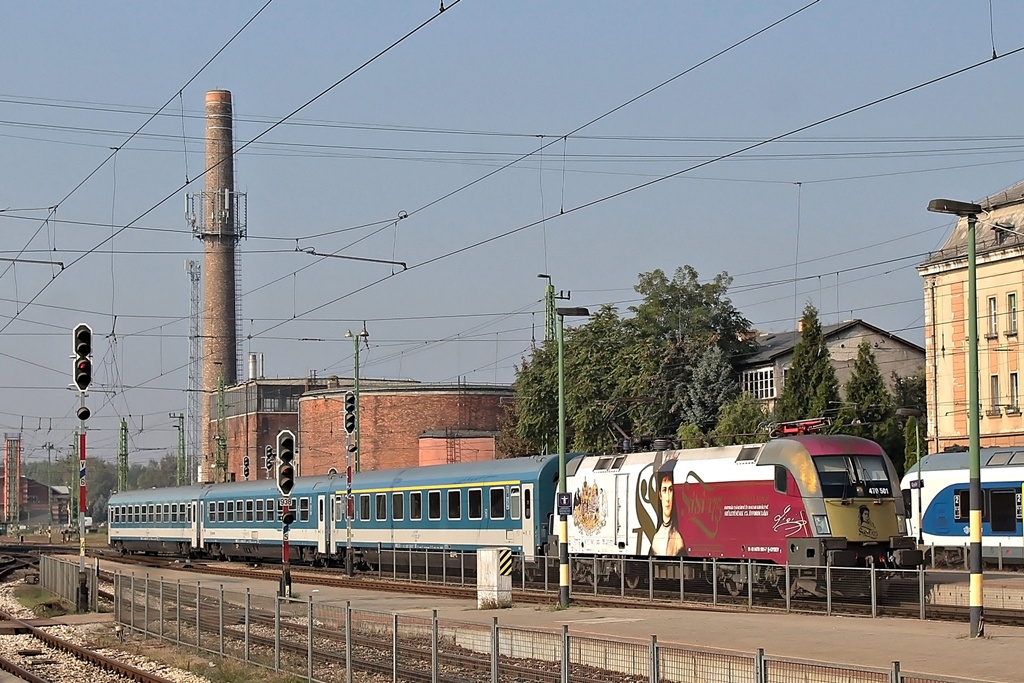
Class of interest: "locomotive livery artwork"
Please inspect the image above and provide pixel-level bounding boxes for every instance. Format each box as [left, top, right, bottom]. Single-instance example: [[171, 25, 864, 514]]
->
[[900, 446, 1024, 566], [108, 430, 921, 596]]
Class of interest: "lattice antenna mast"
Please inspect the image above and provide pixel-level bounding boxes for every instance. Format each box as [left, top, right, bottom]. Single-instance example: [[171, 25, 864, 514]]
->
[[117, 419, 128, 491], [185, 259, 202, 485]]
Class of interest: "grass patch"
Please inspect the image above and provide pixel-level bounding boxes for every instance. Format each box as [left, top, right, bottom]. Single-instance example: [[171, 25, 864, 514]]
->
[[12, 585, 70, 617], [86, 626, 306, 683]]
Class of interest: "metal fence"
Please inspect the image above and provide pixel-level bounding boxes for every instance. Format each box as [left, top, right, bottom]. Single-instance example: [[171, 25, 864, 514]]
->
[[368, 550, 1024, 618], [38, 554, 98, 612], [112, 573, 979, 683]]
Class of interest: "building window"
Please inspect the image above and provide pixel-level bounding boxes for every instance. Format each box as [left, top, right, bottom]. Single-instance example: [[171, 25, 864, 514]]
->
[[741, 366, 776, 400], [991, 374, 1002, 413], [1011, 373, 1020, 413], [989, 297, 999, 338], [1009, 293, 1018, 336]]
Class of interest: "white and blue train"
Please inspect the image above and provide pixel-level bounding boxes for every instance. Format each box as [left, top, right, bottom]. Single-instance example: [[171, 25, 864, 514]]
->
[[107, 455, 564, 564], [900, 447, 1024, 565]]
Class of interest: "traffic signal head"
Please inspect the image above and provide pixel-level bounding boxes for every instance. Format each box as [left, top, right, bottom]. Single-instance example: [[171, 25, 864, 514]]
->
[[343, 391, 356, 434], [282, 510, 296, 525], [72, 323, 93, 393], [276, 430, 296, 496]]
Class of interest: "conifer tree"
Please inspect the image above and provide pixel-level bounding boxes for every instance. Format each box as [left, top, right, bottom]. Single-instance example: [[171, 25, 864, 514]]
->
[[774, 304, 840, 422]]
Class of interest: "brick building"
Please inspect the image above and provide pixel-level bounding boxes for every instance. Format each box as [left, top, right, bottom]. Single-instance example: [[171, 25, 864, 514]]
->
[[298, 384, 513, 474]]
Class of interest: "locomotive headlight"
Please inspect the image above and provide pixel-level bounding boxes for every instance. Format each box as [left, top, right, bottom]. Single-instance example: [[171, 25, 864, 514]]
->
[[812, 514, 831, 536], [896, 515, 907, 535]]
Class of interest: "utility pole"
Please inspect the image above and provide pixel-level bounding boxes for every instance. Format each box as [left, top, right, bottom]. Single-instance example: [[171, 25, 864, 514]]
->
[[42, 442, 54, 535], [170, 413, 185, 486]]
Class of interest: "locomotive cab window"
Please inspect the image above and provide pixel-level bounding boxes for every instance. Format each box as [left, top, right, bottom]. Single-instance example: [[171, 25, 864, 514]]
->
[[393, 492, 404, 521], [774, 466, 788, 494], [593, 457, 613, 472], [448, 490, 462, 521], [814, 455, 892, 499], [510, 487, 521, 520], [468, 489, 483, 520], [428, 490, 441, 521], [375, 493, 387, 521], [410, 492, 423, 521], [490, 487, 505, 520]]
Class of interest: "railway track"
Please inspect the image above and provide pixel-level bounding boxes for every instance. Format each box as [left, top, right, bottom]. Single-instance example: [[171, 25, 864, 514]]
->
[[0, 608, 177, 683]]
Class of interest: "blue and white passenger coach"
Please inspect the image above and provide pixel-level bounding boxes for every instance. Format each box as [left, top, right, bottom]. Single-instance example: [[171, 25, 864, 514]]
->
[[108, 455, 564, 564]]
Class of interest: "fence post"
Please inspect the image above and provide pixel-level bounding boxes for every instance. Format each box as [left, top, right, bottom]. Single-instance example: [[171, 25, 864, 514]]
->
[[408, 548, 413, 582], [426, 549, 431, 584], [930, 544, 935, 569], [219, 584, 225, 655], [431, 609, 438, 683], [159, 581, 164, 642], [648, 557, 654, 601], [346, 601, 353, 683], [274, 595, 281, 672], [712, 559, 718, 606], [461, 551, 466, 587], [130, 574, 135, 634], [195, 582, 201, 652], [244, 589, 250, 664], [392, 613, 399, 682], [826, 564, 832, 617], [747, 560, 753, 608], [679, 557, 685, 602], [620, 557, 625, 597], [649, 635, 658, 683], [307, 595, 314, 682], [999, 544, 1003, 571], [561, 624, 569, 683], [756, 648, 766, 683], [890, 660, 901, 683], [144, 574, 149, 639], [918, 567, 926, 620], [870, 561, 877, 619], [491, 617, 499, 683], [176, 580, 181, 645], [785, 564, 791, 613], [593, 557, 598, 596]]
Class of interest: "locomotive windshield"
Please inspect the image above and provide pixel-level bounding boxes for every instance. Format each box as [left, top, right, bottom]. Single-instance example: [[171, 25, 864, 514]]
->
[[813, 455, 892, 499]]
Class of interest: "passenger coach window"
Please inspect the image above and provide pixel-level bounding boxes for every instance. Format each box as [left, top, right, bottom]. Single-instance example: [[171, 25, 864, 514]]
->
[[375, 493, 387, 521], [468, 489, 483, 520], [267, 499, 276, 522], [335, 498, 343, 521], [256, 499, 264, 522], [411, 492, 423, 521], [448, 490, 462, 520], [246, 500, 254, 522], [164, 504, 170, 521], [359, 494, 371, 521], [393, 493, 404, 521], [227, 501, 235, 522], [510, 487, 521, 520], [300, 497, 310, 522], [218, 501, 225, 522], [428, 490, 441, 521], [490, 488, 505, 520]]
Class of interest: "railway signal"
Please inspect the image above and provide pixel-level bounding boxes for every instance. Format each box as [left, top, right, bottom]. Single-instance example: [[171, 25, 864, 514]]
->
[[264, 444, 274, 471], [276, 430, 295, 497], [242, 456, 250, 480], [343, 391, 356, 434], [72, 323, 93, 393]]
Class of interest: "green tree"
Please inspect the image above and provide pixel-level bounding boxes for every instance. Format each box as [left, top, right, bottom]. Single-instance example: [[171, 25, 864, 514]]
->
[[678, 344, 739, 433], [903, 415, 923, 474], [834, 340, 904, 470], [709, 392, 769, 445], [774, 304, 840, 422]]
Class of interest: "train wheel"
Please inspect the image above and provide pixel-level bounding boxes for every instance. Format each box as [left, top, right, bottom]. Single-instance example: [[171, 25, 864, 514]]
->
[[724, 578, 741, 597], [625, 572, 642, 590]]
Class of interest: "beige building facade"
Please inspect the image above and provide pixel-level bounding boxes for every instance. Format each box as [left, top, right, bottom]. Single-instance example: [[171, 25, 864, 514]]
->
[[919, 180, 1024, 453]]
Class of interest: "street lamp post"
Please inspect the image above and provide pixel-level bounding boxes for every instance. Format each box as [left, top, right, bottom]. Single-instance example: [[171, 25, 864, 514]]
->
[[928, 197, 985, 637], [555, 306, 589, 609]]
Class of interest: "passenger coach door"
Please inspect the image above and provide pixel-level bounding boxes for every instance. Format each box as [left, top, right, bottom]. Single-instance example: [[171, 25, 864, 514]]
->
[[190, 501, 200, 549], [521, 484, 535, 561], [317, 495, 329, 553]]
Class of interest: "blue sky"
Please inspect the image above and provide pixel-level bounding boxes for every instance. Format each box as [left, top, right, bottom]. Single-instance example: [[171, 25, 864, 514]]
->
[[3, 1, 1024, 464]]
